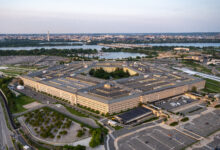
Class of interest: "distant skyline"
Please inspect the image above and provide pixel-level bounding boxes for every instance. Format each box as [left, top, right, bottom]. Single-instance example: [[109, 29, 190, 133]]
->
[[0, 0, 220, 33]]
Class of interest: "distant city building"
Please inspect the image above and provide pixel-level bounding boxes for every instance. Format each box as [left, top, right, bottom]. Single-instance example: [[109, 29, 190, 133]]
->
[[207, 59, 220, 65], [184, 55, 204, 62]]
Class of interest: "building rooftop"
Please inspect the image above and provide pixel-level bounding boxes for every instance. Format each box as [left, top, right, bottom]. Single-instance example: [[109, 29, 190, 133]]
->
[[25, 61, 203, 104]]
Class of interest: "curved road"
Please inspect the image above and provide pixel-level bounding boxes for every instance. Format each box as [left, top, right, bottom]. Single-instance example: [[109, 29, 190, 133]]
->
[[0, 96, 14, 150], [0, 89, 33, 150]]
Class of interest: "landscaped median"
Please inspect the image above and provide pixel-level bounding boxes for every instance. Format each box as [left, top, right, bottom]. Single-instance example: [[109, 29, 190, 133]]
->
[[169, 121, 179, 126], [181, 117, 189, 122], [215, 104, 220, 108]]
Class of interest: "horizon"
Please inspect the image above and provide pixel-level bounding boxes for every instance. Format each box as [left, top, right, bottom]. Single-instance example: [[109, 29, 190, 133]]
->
[[1, 0, 220, 33], [1, 32, 220, 35]]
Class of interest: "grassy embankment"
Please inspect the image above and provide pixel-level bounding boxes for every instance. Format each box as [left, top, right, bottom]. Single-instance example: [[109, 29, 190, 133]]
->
[[181, 60, 212, 74], [11, 95, 36, 113], [0, 65, 38, 77], [202, 78, 220, 93]]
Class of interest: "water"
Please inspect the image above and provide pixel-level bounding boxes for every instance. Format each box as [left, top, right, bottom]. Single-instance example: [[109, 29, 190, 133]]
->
[[0, 45, 105, 51], [147, 43, 220, 47], [1, 43, 220, 51], [0, 43, 219, 59], [39, 41, 83, 45]]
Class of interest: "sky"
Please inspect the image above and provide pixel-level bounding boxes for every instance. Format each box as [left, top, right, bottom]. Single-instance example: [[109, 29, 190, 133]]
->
[[0, 0, 220, 33]]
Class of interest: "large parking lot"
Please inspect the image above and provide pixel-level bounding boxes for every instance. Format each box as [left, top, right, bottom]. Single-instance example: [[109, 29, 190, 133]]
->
[[117, 126, 196, 150], [182, 110, 220, 137], [153, 95, 198, 112], [193, 133, 220, 150], [180, 105, 207, 116]]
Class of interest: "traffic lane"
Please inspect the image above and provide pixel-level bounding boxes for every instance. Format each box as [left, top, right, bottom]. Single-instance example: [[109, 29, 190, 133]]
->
[[0, 100, 14, 150], [0, 110, 4, 150]]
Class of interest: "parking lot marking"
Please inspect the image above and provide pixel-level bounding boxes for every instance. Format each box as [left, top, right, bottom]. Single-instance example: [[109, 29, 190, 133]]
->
[[175, 128, 202, 141], [127, 143, 136, 150], [136, 137, 155, 150], [147, 133, 172, 149], [154, 129, 184, 145], [126, 140, 138, 150], [110, 133, 115, 140]]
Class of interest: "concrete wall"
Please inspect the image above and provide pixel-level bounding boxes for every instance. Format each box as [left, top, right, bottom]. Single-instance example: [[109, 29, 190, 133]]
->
[[188, 80, 206, 91], [21, 77, 205, 114], [108, 97, 140, 114], [142, 80, 205, 103], [142, 85, 189, 103], [76, 95, 109, 114], [21, 77, 75, 104]]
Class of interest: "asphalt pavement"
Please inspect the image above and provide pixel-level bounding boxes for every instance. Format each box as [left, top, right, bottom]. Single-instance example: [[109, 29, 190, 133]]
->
[[0, 98, 14, 150]]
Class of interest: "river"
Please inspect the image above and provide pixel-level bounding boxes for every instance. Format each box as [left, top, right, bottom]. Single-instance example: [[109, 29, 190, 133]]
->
[[1, 43, 220, 51], [0, 43, 219, 59]]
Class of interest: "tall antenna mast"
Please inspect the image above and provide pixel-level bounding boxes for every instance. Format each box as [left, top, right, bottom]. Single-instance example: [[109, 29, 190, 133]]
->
[[47, 31, 50, 42]]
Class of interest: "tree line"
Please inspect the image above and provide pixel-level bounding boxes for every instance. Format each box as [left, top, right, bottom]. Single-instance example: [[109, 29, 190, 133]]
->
[[0, 48, 98, 57]]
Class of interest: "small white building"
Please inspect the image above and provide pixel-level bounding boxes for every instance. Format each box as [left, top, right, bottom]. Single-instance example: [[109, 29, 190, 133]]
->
[[108, 120, 117, 127], [17, 85, 24, 90], [23, 145, 30, 150]]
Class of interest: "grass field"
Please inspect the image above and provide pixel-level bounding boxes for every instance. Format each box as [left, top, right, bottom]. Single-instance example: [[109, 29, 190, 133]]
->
[[112, 125, 123, 130], [0, 69, 24, 76], [12, 95, 36, 113], [0, 65, 39, 77], [182, 60, 212, 74], [203, 78, 220, 93], [65, 105, 88, 118]]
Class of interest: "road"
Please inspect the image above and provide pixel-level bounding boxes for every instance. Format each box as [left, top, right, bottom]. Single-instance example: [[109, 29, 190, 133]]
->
[[104, 119, 163, 150], [173, 67, 220, 82], [0, 98, 14, 150], [0, 89, 33, 150]]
